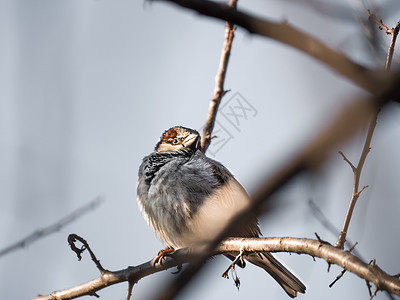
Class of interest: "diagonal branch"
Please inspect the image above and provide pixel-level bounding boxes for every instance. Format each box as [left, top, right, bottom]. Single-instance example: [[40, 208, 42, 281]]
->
[[201, 0, 237, 153], [156, 0, 393, 98], [0, 197, 103, 258]]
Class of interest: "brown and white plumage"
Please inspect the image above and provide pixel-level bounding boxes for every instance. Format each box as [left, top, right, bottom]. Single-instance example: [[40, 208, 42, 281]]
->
[[137, 126, 306, 298]]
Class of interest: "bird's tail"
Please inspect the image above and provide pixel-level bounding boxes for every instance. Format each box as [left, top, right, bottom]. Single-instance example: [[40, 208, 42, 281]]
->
[[246, 252, 306, 298]]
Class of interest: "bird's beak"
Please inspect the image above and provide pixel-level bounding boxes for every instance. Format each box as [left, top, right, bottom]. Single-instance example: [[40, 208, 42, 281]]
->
[[183, 133, 200, 150]]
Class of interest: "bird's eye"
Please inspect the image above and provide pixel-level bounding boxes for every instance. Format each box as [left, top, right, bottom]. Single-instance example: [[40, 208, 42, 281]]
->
[[171, 138, 179, 145]]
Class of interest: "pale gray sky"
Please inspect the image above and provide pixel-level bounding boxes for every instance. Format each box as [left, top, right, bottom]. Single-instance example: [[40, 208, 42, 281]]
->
[[1, 1, 400, 299]]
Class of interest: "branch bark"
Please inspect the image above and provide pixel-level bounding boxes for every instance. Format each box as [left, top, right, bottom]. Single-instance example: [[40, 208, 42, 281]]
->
[[335, 14, 400, 249], [156, 0, 393, 98], [335, 111, 377, 248], [34, 237, 400, 300], [201, 0, 237, 153]]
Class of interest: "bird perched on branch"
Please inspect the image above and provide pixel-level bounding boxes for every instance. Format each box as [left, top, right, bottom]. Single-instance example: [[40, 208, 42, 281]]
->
[[137, 126, 306, 298]]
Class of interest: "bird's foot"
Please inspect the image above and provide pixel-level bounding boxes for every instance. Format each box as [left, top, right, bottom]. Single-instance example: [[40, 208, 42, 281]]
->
[[153, 246, 175, 265]]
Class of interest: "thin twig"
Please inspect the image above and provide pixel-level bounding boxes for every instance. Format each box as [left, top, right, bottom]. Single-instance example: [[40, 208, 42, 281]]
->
[[338, 151, 356, 171], [201, 0, 237, 152], [367, 10, 400, 71], [126, 281, 134, 300], [335, 12, 400, 249], [366, 279, 373, 297], [0, 197, 103, 258], [314, 232, 331, 245], [385, 21, 400, 71], [367, 10, 392, 33], [329, 269, 347, 288], [335, 111, 377, 249], [68, 234, 105, 273], [371, 287, 379, 299], [348, 242, 358, 253]]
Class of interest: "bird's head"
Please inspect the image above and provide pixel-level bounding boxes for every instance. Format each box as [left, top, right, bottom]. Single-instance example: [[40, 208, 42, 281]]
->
[[155, 126, 201, 153]]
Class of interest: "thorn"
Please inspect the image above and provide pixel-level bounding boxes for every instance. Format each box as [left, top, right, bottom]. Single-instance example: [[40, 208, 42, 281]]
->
[[329, 269, 347, 288], [90, 291, 100, 298], [348, 242, 358, 253], [315, 232, 331, 245]]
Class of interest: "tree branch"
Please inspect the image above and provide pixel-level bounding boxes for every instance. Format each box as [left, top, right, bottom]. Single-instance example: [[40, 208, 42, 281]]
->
[[218, 237, 400, 296], [385, 21, 400, 71], [367, 10, 400, 71], [34, 237, 400, 300], [0, 197, 103, 258], [335, 13, 400, 249], [335, 111, 377, 248], [201, 0, 237, 153], [34, 246, 191, 300], [156, 0, 393, 97]]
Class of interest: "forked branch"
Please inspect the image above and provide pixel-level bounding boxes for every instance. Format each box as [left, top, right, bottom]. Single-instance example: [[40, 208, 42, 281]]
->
[[335, 13, 400, 249]]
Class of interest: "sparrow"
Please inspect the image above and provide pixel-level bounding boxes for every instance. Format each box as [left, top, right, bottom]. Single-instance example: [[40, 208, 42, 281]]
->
[[137, 126, 306, 298]]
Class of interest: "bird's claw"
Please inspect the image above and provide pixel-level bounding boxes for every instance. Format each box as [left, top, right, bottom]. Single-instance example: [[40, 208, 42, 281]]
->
[[153, 246, 175, 266]]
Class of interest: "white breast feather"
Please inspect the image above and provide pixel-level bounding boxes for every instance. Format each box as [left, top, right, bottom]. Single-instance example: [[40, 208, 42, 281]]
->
[[181, 178, 250, 247]]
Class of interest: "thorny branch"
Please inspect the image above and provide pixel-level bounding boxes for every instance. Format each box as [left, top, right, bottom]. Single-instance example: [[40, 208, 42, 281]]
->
[[0, 197, 102, 258], [335, 12, 400, 249], [201, 0, 237, 153], [34, 236, 400, 300]]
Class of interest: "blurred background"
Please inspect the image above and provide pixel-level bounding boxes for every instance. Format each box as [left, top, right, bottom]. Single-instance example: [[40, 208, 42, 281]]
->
[[1, 0, 400, 299]]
